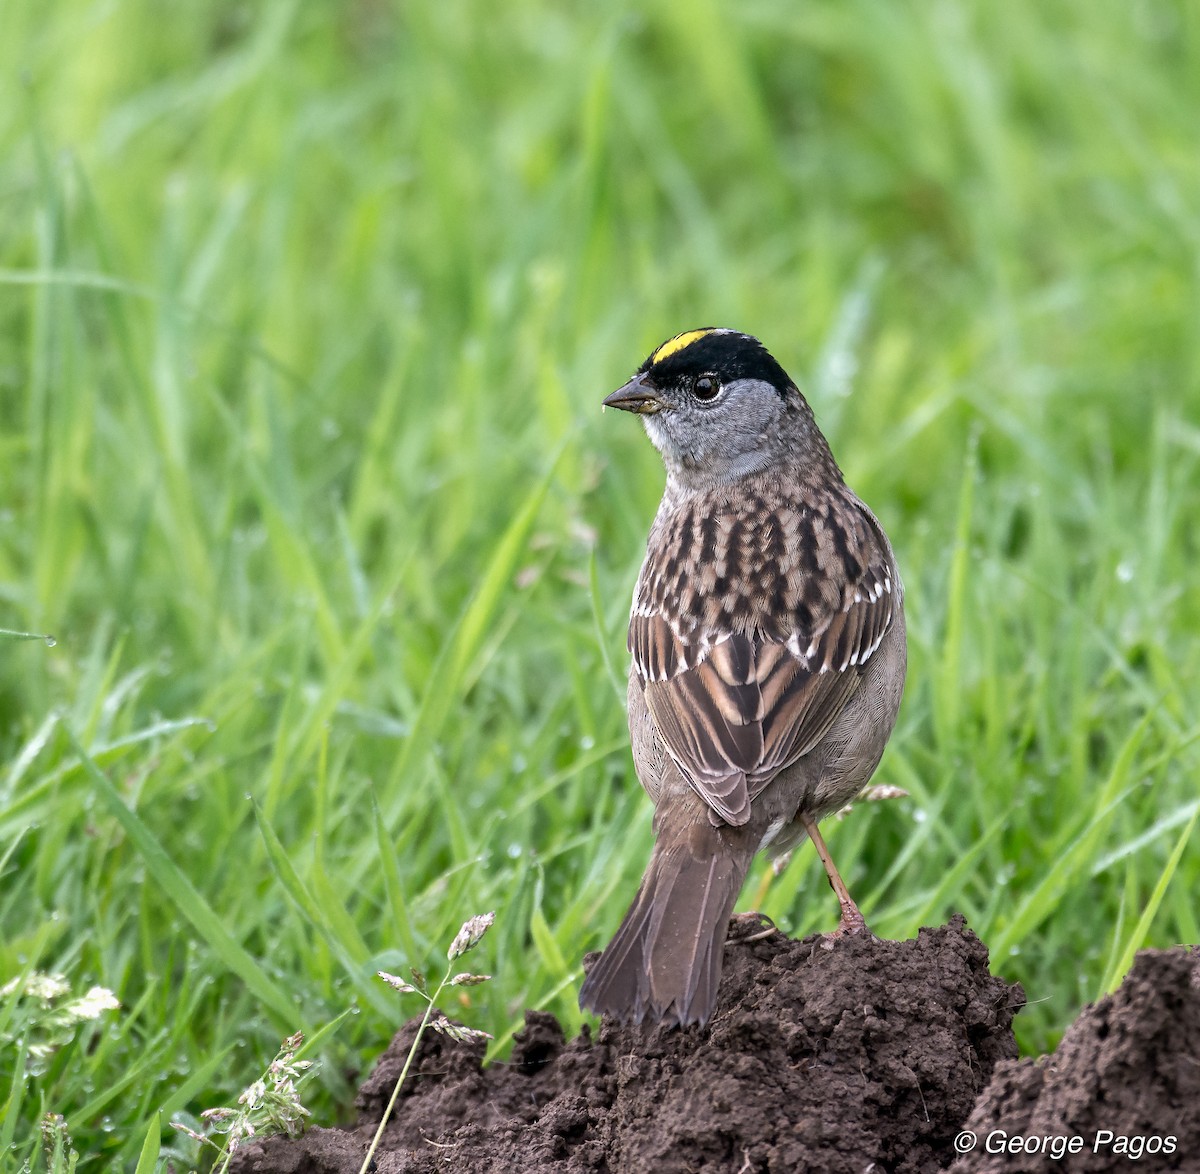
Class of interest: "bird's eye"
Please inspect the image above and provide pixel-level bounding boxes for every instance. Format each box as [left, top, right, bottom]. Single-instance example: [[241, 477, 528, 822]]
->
[[693, 374, 721, 401]]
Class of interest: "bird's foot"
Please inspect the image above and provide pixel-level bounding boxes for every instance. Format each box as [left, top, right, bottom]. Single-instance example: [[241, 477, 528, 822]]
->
[[728, 911, 779, 943], [819, 902, 873, 950]]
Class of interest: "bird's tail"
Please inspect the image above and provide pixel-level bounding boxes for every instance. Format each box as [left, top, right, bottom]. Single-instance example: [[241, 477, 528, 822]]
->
[[578, 822, 754, 1027]]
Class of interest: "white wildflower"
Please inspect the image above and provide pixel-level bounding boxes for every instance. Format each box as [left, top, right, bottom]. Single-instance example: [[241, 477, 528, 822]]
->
[[70, 986, 120, 1019]]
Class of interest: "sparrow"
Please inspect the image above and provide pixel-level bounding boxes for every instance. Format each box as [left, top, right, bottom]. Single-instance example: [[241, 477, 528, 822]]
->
[[579, 328, 906, 1027]]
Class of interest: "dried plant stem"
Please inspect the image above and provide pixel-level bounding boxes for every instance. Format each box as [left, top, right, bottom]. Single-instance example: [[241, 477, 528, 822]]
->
[[361, 912, 494, 1174], [357, 985, 443, 1174]]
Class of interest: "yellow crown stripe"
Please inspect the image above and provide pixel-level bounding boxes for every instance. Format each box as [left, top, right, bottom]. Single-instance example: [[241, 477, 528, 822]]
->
[[650, 328, 716, 366]]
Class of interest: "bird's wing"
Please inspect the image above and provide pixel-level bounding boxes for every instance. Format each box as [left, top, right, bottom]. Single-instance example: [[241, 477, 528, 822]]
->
[[628, 494, 898, 827]]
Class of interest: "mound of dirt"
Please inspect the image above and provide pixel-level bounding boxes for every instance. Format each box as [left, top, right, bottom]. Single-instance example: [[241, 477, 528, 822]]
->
[[228, 921, 1200, 1173], [232, 916, 1023, 1173], [951, 945, 1200, 1173]]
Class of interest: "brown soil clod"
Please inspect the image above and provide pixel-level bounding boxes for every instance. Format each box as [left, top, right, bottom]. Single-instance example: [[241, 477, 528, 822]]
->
[[951, 945, 1200, 1173], [228, 921, 1198, 1173]]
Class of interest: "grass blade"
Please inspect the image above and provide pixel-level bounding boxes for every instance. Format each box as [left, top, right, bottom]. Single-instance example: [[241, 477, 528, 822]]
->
[[70, 729, 297, 1024], [1101, 805, 1199, 995], [378, 443, 569, 835], [133, 1115, 160, 1174], [252, 799, 393, 1017]]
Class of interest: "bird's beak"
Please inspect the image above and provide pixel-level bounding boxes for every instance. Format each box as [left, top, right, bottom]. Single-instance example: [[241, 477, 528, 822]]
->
[[602, 373, 666, 415]]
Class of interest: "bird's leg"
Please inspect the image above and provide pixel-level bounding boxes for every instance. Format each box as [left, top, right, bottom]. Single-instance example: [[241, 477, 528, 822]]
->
[[799, 812, 868, 937]]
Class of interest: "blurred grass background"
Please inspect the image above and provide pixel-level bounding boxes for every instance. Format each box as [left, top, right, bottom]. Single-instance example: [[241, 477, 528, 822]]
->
[[2, 0, 1198, 1166]]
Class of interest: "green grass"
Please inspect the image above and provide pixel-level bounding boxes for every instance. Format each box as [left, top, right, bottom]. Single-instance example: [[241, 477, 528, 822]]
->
[[2, 0, 1199, 1167]]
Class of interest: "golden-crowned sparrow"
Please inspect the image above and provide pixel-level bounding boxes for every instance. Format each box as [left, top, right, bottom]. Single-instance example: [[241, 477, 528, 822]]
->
[[579, 328, 906, 1027]]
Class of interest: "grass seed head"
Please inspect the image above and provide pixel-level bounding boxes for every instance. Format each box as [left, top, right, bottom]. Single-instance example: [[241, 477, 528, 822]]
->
[[448, 911, 496, 960]]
